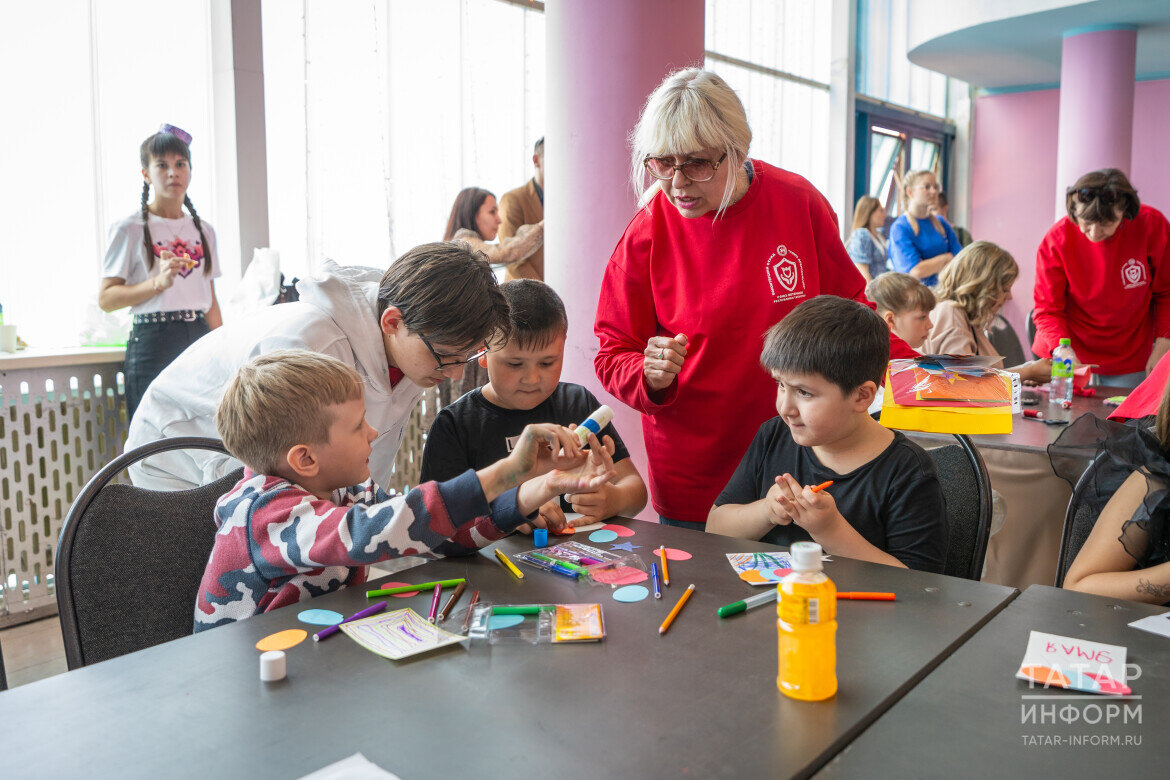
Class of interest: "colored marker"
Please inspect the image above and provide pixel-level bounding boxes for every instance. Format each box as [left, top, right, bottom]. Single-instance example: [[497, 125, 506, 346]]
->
[[491, 605, 556, 616], [313, 601, 387, 641], [426, 582, 443, 623], [460, 590, 481, 634], [438, 581, 467, 623], [659, 546, 670, 586], [574, 405, 614, 446], [810, 480, 834, 493], [366, 578, 466, 597], [837, 592, 896, 601], [530, 552, 589, 575], [651, 562, 662, 599], [659, 584, 695, 635], [717, 588, 780, 618], [495, 548, 525, 579], [524, 555, 580, 579]]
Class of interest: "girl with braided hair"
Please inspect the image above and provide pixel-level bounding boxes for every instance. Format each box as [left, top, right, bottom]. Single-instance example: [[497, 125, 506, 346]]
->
[[99, 124, 222, 419]]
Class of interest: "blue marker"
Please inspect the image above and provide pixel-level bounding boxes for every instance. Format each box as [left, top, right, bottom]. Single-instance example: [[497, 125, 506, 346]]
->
[[574, 405, 613, 446], [651, 561, 662, 599]]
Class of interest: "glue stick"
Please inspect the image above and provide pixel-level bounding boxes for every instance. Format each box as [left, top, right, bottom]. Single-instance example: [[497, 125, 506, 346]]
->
[[574, 405, 613, 446]]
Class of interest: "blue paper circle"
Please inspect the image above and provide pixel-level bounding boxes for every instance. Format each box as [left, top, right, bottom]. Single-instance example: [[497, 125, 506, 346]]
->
[[613, 585, 650, 603], [297, 608, 345, 626], [589, 529, 620, 543], [487, 614, 526, 629]]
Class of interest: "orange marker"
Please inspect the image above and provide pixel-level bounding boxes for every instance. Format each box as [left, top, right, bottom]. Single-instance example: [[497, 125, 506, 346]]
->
[[837, 592, 895, 601], [658, 546, 670, 586], [809, 480, 834, 493], [658, 583, 695, 635]]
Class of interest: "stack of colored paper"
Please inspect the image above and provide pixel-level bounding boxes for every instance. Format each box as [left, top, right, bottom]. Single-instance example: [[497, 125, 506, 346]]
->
[[879, 355, 1020, 434]]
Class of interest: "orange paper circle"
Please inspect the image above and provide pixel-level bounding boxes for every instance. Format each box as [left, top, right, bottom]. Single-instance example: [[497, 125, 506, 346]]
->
[[255, 629, 307, 652]]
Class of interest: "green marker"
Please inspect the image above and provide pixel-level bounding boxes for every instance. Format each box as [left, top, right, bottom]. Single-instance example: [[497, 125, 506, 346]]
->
[[366, 578, 466, 597], [491, 604, 557, 616], [717, 589, 778, 618], [530, 553, 589, 574]]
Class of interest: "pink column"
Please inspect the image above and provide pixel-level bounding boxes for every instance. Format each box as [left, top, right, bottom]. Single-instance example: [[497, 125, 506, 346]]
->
[[1054, 26, 1137, 219], [545, 0, 704, 521]]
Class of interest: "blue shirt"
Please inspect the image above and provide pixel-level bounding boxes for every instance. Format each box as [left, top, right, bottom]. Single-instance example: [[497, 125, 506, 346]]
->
[[888, 214, 962, 287], [845, 228, 889, 279]]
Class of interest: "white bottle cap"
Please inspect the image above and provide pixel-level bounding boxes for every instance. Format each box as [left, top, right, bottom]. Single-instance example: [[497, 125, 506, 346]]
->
[[790, 542, 824, 572], [259, 650, 287, 682], [575, 405, 614, 445]]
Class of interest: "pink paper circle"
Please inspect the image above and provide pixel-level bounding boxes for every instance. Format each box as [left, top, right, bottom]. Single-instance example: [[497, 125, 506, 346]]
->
[[591, 566, 649, 586], [660, 547, 692, 561], [378, 581, 421, 598], [602, 524, 636, 537]]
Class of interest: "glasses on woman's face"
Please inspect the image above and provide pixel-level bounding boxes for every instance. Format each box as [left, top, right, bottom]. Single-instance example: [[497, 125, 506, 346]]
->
[[643, 152, 728, 182], [419, 334, 489, 371]]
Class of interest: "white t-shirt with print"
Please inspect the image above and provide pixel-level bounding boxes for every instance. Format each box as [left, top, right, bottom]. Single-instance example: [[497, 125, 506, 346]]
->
[[101, 212, 221, 314]]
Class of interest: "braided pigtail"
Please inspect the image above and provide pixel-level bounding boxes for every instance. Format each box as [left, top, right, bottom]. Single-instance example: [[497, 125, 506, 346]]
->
[[184, 195, 213, 275], [141, 181, 156, 271]]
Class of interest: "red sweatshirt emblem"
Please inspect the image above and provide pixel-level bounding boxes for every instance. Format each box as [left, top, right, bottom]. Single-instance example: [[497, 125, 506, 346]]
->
[[766, 245, 806, 302], [1121, 258, 1148, 290]]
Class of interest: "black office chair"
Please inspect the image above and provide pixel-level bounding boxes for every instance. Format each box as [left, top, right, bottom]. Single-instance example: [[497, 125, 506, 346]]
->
[[1026, 309, 1038, 359], [1055, 452, 1109, 588], [927, 434, 994, 581], [56, 437, 242, 669], [987, 314, 1025, 368]]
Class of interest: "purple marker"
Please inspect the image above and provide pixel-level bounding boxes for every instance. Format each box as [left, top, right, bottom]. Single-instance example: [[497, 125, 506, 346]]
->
[[313, 601, 388, 641]]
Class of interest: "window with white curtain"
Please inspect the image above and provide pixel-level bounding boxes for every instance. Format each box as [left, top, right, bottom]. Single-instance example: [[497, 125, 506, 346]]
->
[[1, 0, 226, 348], [705, 0, 832, 196], [262, 0, 545, 280], [857, 0, 950, 117]]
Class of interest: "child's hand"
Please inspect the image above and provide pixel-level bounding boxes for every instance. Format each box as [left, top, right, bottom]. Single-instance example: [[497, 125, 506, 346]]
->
[[763, 477, 794, 526], [773, 473, 843, 538], [532, 500, 568, 533], [564, 435, 619, 521], [505, 424, 585, 482], [545, 432, 617, 496]]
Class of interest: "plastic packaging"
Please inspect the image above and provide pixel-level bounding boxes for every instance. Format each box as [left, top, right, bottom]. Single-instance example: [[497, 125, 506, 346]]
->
[[778, 541, 837, 701], [1049, 338, 1076, 424], [513, 541, 649, 587], [466, 602, 606, 645]]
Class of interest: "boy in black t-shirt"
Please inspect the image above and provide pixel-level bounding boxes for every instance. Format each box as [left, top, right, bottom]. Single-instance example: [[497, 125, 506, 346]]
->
[[707, 296, 947, 572], [421, 280, 647, 528]]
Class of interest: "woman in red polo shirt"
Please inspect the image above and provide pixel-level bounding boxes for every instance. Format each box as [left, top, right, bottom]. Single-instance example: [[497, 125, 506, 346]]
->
[[593, 68, 914, 528], [1033, 168, 1170, 389]]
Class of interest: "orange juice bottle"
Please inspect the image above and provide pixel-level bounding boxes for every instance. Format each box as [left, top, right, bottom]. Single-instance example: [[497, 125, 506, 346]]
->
[[777, 541, 837, 701]]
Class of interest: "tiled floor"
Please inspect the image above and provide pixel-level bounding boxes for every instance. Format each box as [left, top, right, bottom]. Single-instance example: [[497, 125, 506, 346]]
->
[[1, 615, 68, 689]]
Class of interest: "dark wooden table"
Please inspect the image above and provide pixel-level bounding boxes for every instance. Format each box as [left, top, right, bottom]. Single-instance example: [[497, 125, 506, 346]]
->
[[817, 585, 1164, 777], [1, 521, 1016, 779]]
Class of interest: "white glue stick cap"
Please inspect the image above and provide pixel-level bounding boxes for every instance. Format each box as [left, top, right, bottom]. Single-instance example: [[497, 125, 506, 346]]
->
[[790, 542, 824, 572], [260, 650, 287, 682], [574, 405, 614, 445]]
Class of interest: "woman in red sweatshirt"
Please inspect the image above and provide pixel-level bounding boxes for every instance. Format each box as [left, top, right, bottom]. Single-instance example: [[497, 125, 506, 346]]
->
[[1033, 168, 1170, 389], [593, 68, 914, 528]]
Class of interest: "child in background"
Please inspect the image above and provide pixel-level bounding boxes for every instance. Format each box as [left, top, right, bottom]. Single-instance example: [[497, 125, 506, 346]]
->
[[421, 280, 647, 528], [195, 350, 615, 631], [707, 296, 948, 572], [1060, 380, 1170, 604], [866, 272, 935, 351], [99, 124, 222, 419], [922, 241, 1051, 382]]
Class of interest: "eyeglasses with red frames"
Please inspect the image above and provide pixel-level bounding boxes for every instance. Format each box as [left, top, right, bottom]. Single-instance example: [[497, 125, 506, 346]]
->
[[643, 152, 728, 182]]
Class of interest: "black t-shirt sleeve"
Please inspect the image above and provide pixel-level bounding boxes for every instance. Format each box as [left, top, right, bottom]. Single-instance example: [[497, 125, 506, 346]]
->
[[419, 408, 473, 484], [714, 422, 773, 507], [879, 456, 949, 573]]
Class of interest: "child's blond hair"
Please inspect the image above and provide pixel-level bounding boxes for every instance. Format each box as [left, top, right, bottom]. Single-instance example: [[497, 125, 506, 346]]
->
[[934, 241, 1019, 330], [866, 272, 936, 316], [216, 350, 365, 475]]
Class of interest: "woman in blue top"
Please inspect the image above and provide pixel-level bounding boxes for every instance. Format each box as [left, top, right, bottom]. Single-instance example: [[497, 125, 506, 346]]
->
[[888, 170, 961, 287], [845, 195, 889, 281]]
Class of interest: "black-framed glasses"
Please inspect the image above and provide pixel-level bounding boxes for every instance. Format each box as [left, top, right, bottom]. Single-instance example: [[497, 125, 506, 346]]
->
[[419, 333, 489, 371], [643, 152, 728, 182]]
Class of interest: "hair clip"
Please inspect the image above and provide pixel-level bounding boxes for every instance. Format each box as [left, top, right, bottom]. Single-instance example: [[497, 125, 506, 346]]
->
[[158, 123, 192, 145]]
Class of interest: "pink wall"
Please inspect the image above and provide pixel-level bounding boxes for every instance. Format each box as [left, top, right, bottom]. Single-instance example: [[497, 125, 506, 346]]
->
[[971, 78, 1170, 350]]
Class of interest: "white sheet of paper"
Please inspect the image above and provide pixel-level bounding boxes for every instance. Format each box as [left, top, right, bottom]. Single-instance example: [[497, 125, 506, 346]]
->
[[1015, 630, 1129, 694], [1128, 611, 1170, 639], [562, 512, 605, 533], [299, 753, 403, 780]]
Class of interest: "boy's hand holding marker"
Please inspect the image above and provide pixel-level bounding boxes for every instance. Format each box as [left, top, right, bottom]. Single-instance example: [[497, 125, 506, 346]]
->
[[643, 332, 689, 392], [774, 474, 842, 537]]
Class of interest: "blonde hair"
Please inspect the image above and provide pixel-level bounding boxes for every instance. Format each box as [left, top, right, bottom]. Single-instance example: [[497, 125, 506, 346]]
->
[[934, 241, 1019, 330], [851, 195, 884, 238], [902, 170, 945, 239], [866, 272, 935, 316], [630, 67, 752, 217], [215, 350, 365, 475]]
